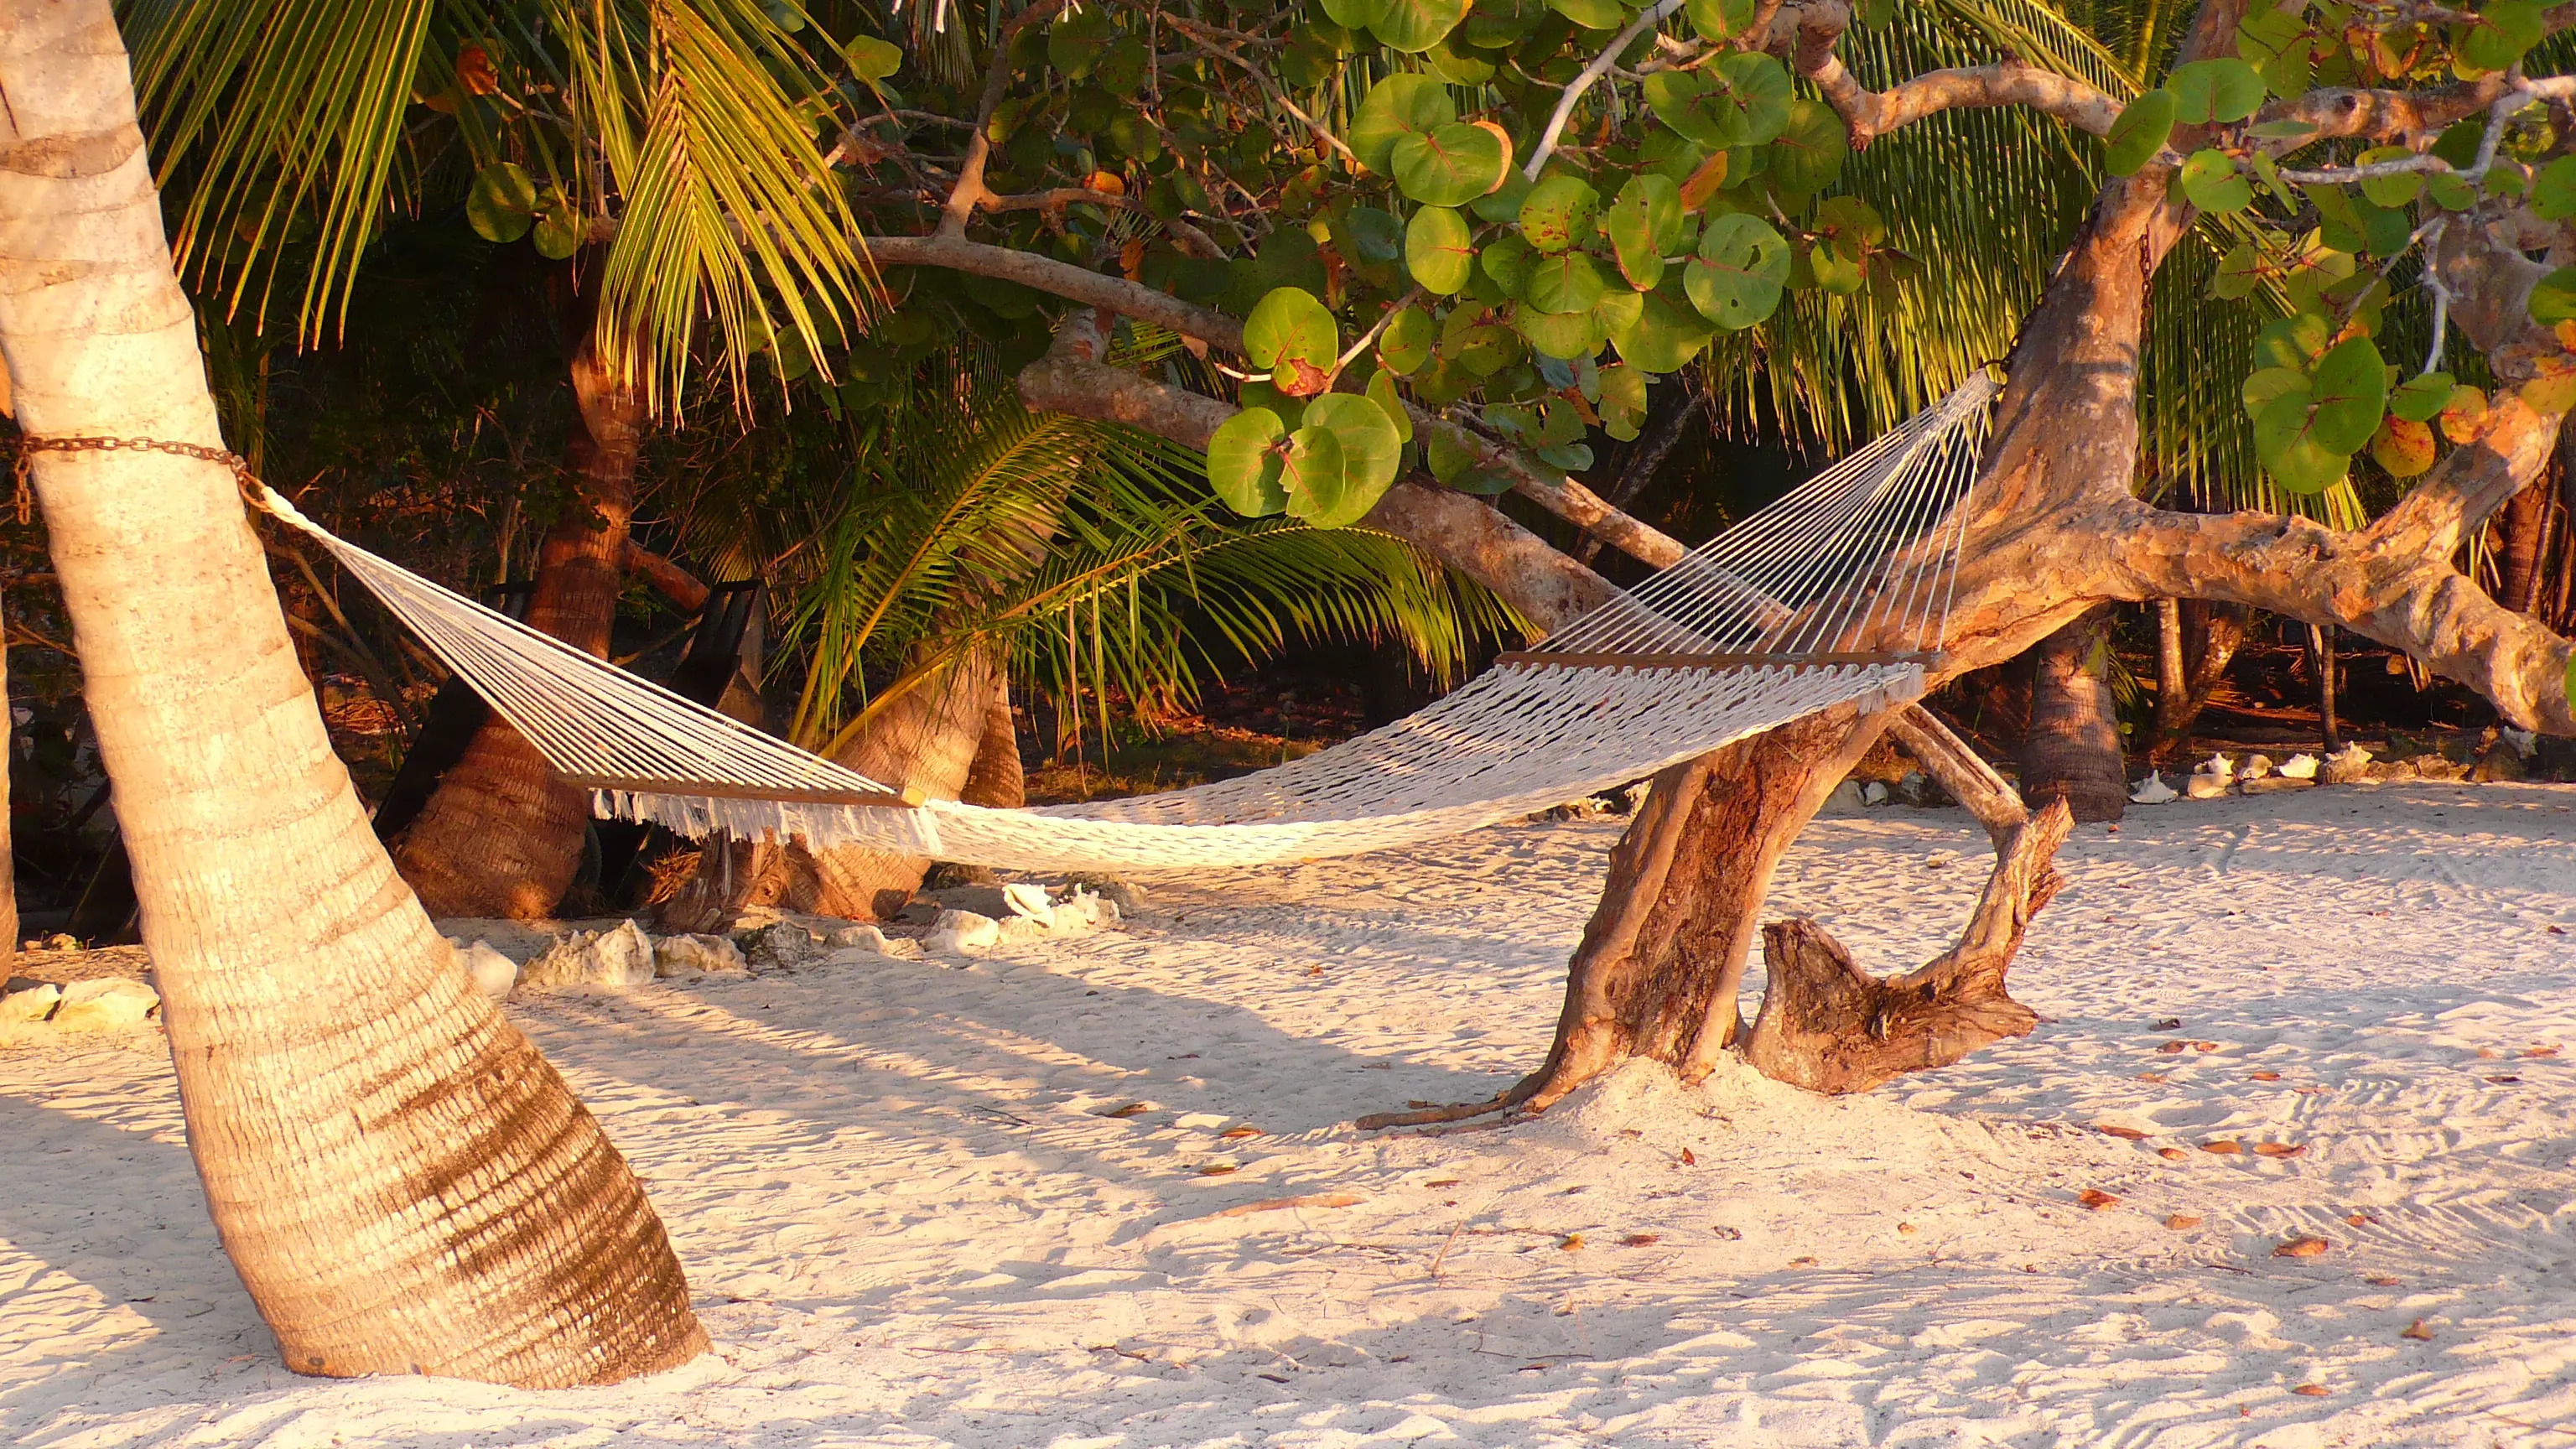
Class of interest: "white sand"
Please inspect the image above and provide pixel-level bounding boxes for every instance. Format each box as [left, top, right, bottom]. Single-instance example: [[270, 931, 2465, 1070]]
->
[[6, 782, 2576, 1446]]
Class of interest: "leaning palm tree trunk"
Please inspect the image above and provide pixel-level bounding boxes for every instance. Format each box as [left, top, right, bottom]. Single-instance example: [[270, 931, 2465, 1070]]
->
[[0, 2, 703, 1386]]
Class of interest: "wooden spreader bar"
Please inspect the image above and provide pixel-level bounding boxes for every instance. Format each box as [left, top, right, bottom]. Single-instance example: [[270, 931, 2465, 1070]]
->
[[1496, 649, 1944, 672], [564, 773, 926, 808]]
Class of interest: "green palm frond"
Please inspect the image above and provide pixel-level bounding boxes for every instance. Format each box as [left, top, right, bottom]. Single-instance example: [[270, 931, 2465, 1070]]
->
[[127, 0, 436, 333]]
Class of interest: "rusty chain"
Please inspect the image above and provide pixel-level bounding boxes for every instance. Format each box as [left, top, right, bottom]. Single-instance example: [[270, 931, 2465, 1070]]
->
[[8, 433, 261, 525]]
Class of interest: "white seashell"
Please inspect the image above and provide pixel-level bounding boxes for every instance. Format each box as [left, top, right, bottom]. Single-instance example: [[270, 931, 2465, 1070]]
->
[[2199, 753, 2235, 780], [2129, 771, 2178, 804], [2277, 753, 2319, 780]]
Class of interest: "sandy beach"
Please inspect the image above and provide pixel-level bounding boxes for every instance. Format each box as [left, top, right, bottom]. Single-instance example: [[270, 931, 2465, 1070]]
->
[[6, 780, 2575, 1446]]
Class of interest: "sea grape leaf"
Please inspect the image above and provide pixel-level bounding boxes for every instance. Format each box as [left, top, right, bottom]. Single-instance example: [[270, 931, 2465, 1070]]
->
[[1611, 286, 1716, 371], [2371, 415, 2436, 477], [2389, 370, 2455, 423], [1366, 369, 1415, 443], [2530, 266, 2576, 325], [2307, 335, 2388, 454], [1350, 75, 1455, 174], [1524, 249, 1606, 314], [2236, 7, 2312, 94], [1320, 0, 1391, 28], [1207, 408, 1291, 516], [1685, 213, 1790, 330], [1513, 303, 1607, 360], [1379, 304, 1436, 373], [2168, 58, 2267, 123], [2356, 145, 2423, 208], [1704, 52, 1793, 148], [1297, 393, 1405, 526], [1686, 0, 1758, 39], [1765, 99, 1847, 194], [2456, 0, 2543, 73], [1548, 0, 1627, 29], [2105, 90, 2177, 176], [1370, 0, 1471, 53], [1278, 424, 1352, 523], [1392, 122, 1509, 205], [1607, 175, 1681, 291], [1519, 174, 1602, 252], [2533, 156, 2576, 221], [2179, 148, 2252, 213], [467, 163, 538, 242], [1405, 205, 1477, 293], [1244, 287, 1339, 395]]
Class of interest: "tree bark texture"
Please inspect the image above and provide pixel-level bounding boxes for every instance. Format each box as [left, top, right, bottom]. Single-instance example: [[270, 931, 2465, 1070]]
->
[[2151, 600, 2248, 758], [0, 3, 702, 1385], [2017, 607, 2127, 823], [390, 333, 643, 919], [1741, 800, 2070, 1094]]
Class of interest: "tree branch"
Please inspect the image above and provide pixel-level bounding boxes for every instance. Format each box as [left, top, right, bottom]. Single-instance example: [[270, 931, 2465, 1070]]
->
[[1778, 0, 2121, 148], [862, 232, 1247, 351], [939, 0, 1072, 237]]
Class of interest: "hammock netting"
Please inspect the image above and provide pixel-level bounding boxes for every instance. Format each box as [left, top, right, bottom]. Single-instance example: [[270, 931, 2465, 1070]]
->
[[258, 373, 1997, 873]]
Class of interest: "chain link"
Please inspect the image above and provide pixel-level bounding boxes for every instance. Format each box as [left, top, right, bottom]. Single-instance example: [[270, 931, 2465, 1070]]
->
[[9, 433, 261, 525]]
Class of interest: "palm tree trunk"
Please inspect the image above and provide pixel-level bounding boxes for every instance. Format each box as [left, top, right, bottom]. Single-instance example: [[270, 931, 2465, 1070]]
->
[[0, 4, 702, 1384], [2018, 607, 2128, 822], [391, 334, 642, 918], [2497, 467, 2553, 613]]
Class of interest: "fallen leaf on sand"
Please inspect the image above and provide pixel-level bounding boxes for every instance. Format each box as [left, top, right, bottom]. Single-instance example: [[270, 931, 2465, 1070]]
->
[[1199, 1164, 1238, 1176], [2293, 1384, 2329, 1397], [2097, 1124, 2149, 1140], [2274, 1236, 2331, 1258], [1621, 1233, 1659, 1246], [2526, 1045, 2560, 1057], [2485, 1074, 2521, 1084], [2477, 1047, 2502, 1059], [2254, 1142, 2308, 1158], [2078, 1189, 2121, 1210], [2159, 1147, 2191, 1161], [2165, 1213, 2202, 1230], [1898, 1222, 1919, 1234], [1211, 1192, 1362, 1218], [1559, 1234, 1584, 1250], [2158, 1041, 2188, 1054], [2203, 1140, 2243, 1155], [1680, 1147, 1697, 1166], [2366, 1274, 2402, 1286], [1102, 1102, 1151, 1118], [2346, 1212, 2379, 1226], [1220, 1126, 1263, 1139], [1789, 1254, 1818, 1265], [1425, 1178, 1461, 1188], [2250, 1071, 2282, 1082], [2402, 1319, 2435, 1341], [2137, 1072, 2168, 1083], [2195, 1041, 2220, 1052]]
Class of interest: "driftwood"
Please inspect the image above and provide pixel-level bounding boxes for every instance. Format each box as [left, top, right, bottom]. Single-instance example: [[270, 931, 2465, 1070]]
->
[[1741, 799, 2071, 1093]]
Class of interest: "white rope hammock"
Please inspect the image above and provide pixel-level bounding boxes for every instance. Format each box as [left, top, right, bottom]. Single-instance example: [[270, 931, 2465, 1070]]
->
[[254, 373, 1997, 874]]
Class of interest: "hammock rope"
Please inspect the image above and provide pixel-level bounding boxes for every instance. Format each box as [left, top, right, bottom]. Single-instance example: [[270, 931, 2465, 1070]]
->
[[237, 372, 1997, 873]]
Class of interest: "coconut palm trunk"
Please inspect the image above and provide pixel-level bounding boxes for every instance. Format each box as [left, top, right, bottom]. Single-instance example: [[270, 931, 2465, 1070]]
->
[[2018, 609, 2129, 823], [392, 333, 643, 918], [0, 2, 703, 1385]]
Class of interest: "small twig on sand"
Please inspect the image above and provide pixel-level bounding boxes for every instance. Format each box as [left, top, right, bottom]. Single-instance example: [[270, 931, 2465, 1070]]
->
[[1429, 1219, 1466, 1278]]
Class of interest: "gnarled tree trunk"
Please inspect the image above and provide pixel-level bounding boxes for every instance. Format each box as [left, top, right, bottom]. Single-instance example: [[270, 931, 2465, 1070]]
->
[[391, 331, 642, 919], [0, 3, 701, 1384]]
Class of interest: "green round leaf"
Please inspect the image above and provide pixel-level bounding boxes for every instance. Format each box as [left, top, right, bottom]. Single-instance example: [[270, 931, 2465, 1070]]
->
[[1706, 53, 1793, 148], [1208, 408, 1291, 516], [1480, 231, 1535, 297], [2457, 0, 2543, 73], [2257, 420, 2350, 494], [1244, 287, 1340, 394], [2210, 243, 2260, 300], [1369, 0, 1470, 53], [2356, 146, 2423, 209], [2389, 370, 2456, 423], [1519, 174, 1601, 253], [2255, 311, 2335, 370], [1549, 0, 1627, 27], [1047, 6, 1116, 78], [1524, 249, 1606, 314], [2179, 148, 2252, 214], [2531, 266, 2576, 325], [1341, 206, 1403, 267], [1366, 369, 1415, 444], [1425, 34, 1497, 85], [1686, 0, 1758, 40], [2168, 59, 2267, 124], [1685, 213, 1790, 330], [467, 163, 538, 243], [1392, 122, 1509, 206], [1607, 175, 1682, 292], [1592, 287, 1644, 337], [1764, 100, 1847, 195], [1513, 302, 1606, 361], [1611, 288, 1716, 371], [2241, 366, 2309, 419], [1471, 171, 1535, 224], [1350, 75, 1457, 174], [2104, 90, 2177, 177], [2235, 8, 2312, 95], [1405, 205, 1477, 294], [1644, 72, 1728, 149], [1298, 393, 1405, 526], [1379, 304, 1436, 374], [1278, 424, 1351, 522], [2532, 156, 2576, 221], [2308, 335, 2388, 454], [532, 195, 583, 260], [841, 34, 903, 81], [1320, 0, 1392, 29]]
